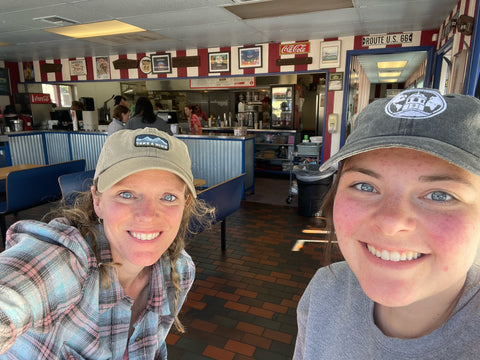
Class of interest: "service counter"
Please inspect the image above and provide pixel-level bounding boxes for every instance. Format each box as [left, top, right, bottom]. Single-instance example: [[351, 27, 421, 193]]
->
[[2, 131, 255, 195]]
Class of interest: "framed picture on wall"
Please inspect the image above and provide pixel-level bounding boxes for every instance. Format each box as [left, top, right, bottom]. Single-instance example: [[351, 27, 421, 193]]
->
[[208, 51, 230, 73], [95, 56, 110, 80], [328, 72, 344, 91], [320, 40, 341, 69], [238, 46, 262, 69], [151, 53, 172, 74], [69, 59, 87, 76]]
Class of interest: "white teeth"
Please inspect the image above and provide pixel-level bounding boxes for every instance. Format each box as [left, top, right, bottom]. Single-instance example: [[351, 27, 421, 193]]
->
[[130, 231, 159, 240], [367, 244, 422, 262]]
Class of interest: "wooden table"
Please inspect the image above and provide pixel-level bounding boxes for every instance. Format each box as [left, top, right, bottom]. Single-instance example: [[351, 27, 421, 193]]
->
[[0, 164, 43, 181]]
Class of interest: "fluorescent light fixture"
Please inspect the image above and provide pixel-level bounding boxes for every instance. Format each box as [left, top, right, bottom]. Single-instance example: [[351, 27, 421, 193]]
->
[[44, 20, 146, 39], [377, 61, 407, 69], [379, 71, 402, 78], [380, 78, 399, 83]]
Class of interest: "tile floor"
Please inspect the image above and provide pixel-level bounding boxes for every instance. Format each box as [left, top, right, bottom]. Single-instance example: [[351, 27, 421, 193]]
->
[[1, 175, 341, 360]]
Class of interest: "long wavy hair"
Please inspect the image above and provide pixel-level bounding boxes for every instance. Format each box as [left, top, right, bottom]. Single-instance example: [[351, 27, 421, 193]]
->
[[43, 180, 215, 332]]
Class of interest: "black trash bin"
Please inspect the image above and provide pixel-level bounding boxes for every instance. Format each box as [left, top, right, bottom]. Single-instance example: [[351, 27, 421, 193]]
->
[[295, 168, 335, 217]]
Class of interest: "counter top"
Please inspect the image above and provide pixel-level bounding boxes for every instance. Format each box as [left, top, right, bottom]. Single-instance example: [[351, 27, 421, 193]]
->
[[202, 127, 297, 133], [176, 133, 255, 140]]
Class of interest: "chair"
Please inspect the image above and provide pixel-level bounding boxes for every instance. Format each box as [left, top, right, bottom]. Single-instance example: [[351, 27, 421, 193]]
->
[[58, 170, 95, 206]]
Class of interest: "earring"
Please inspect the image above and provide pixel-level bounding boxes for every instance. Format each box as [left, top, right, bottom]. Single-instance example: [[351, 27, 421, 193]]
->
[[98, 217, 103, 224]]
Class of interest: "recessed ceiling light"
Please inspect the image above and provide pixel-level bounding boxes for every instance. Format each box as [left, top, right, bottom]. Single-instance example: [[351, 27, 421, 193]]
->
[[44, 20, 146, 39], [377, 61, 407, 69]]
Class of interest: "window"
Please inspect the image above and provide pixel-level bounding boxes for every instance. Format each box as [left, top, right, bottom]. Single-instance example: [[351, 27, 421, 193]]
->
[[42, 84, 73, 107]]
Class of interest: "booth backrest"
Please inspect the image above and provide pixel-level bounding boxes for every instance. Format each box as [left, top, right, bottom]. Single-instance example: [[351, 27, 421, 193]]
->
[[58, 170, 95, 206], [2, 159, 86, 214]]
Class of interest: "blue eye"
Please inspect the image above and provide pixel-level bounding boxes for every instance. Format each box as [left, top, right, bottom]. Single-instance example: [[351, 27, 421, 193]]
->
[[354, 183, 376, 193], [426, 191, 452, 202], [119, 191, 133, 199], [163, 194, 177, 202]]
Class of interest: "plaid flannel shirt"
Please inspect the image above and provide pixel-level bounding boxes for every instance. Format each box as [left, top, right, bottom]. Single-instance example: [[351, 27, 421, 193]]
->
[[0, 218, 194, 359]]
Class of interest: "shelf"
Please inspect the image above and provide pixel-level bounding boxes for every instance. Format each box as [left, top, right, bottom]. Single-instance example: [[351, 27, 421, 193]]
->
[[255, 156, 290, 161], [255, 142, 293, 146]]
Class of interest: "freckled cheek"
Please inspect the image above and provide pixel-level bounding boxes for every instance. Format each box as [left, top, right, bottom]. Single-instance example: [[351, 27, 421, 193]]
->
[[333, 195, 366, 238], [425, 213, 480, 262]]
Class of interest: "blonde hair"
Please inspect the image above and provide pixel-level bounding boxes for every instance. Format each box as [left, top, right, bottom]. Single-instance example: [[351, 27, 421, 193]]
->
[[44, 182, 215, 332]]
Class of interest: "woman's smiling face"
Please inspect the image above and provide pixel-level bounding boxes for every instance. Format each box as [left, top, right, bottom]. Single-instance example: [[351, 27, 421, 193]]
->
[[333, 148, 480, 307], [93, 169, 187, 269]]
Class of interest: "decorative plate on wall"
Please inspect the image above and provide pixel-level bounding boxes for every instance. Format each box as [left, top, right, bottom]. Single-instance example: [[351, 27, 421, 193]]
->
[[139, 56, 152, 74]]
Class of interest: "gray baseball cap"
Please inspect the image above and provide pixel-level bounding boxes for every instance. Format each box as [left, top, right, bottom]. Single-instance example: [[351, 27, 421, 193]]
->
[[320, 89, 480, 176], [94, 128, 196, 197]]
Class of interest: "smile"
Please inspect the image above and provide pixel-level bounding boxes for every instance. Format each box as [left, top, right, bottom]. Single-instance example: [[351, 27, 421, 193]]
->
[[129, 231, 160, 240], [366, 244, 423, 261]]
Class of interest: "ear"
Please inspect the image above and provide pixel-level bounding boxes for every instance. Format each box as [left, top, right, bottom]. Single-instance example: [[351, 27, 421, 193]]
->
[[91, 185, 103, 219]]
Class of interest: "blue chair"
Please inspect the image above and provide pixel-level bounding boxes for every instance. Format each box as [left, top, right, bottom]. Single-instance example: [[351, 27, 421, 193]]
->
[[58, 170, 95, 206]]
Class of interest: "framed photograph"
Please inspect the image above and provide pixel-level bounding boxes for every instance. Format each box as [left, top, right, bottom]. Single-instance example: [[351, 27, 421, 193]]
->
[[238, 46, 262, 69], [208, 51, 230, 73], [139, 56, 152, 74], [95, 56, 110, 80], [69, 59, 87, 76], [328, 72, 344, 91], [151, 53, 172, 74], [320, 40, 341, 69], [23, 62, 35, 82]]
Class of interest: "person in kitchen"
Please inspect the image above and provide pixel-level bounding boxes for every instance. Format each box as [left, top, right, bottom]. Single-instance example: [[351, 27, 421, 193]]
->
[[294, 89, 480, 359], [0, 128, 214, 359], [125, 97, 172, 134], [107, 104, 130, 136], [185, 104, 202, 135]]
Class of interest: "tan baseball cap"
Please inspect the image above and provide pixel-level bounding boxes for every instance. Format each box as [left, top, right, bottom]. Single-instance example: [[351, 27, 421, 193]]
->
[[94, 128, 196, 197]]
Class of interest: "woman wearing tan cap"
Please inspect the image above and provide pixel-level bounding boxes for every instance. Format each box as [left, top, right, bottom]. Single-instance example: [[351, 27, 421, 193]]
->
[[0, 128, 214, 359]]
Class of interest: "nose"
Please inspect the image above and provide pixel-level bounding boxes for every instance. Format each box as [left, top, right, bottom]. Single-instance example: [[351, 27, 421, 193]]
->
[[374, 195, 416, 236], [134, 198, 159, 221]]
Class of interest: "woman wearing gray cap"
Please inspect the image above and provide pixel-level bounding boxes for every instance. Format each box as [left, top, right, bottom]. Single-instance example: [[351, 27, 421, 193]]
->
[[294, 89, 480, 359], [0, 129, 213, 359]]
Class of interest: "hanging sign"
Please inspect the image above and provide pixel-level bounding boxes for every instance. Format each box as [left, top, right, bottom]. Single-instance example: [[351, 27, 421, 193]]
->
[[30, 93, 51, 104], [362, 33, 414, 47], [280, 42, 310, 55], [190, 76, 256, 89]]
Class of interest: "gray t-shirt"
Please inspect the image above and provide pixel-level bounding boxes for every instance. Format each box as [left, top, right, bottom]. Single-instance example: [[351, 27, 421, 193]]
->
[[294, 261, 480, 359]]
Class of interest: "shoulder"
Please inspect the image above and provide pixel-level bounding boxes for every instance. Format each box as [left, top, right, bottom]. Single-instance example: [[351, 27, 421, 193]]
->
[[6, 218, 96, 272], [299, 261, 362, 307]]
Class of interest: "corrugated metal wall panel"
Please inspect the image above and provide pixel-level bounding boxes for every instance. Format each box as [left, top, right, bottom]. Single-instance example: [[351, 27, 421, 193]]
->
[[9, 134, 46, 165], [44, 132, 71, 164], [179, 137, 250, 188], [70, 133, 107, 171]]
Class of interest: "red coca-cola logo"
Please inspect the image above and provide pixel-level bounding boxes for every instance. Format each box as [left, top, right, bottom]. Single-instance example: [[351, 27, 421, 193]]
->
[[280, 42, 310, 55], [30, 93, 51, 104]]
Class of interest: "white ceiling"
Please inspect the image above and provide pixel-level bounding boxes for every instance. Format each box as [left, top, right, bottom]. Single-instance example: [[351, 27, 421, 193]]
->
[[0, 0, 458, 83]]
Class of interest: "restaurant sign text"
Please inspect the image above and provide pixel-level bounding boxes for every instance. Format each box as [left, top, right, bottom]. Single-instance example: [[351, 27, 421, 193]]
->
[[280, 42, 310, 55], [362, 33, 414, 47]]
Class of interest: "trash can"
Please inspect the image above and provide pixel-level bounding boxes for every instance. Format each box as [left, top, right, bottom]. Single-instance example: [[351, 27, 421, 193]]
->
[[294, 167, 335, 217]]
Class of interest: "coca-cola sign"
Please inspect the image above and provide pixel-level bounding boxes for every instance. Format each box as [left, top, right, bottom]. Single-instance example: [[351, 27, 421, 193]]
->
[[30, 93, 51, 104], [280, 42, 310, 55]]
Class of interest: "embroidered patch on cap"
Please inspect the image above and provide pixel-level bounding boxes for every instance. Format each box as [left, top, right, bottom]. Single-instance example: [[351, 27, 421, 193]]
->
[[135, 134, 169, 150], [385, 89, 447, 119]]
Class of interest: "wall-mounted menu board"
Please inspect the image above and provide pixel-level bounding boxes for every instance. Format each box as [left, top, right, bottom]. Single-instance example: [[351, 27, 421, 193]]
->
[[0, 68, 11, 95]]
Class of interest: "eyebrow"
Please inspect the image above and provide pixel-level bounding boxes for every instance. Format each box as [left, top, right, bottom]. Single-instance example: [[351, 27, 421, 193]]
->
[[342, 166, 475, 188]]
